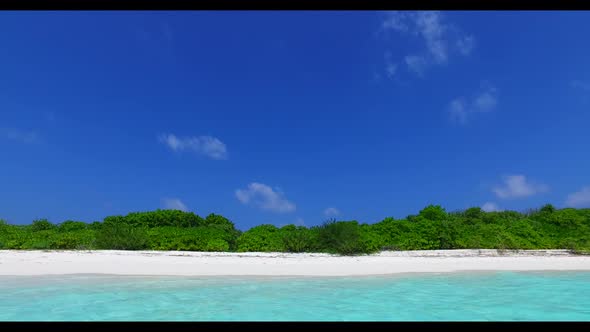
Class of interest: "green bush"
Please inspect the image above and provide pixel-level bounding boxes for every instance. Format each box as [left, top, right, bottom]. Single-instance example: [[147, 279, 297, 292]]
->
[[16, 230, 52, 249], [316, 220, 372, 255], [371, 217, 410, 250], [281, 225, 317, 253], [95, 223, 148, 250], [50, 230, 96, 249], [88, 221, 103, 231], [551, 208, 586, 226], [418, 205, 448, 221], [58, 221, 88, 232], [0, 205, 589, 254], [392, 220, 434, 250], [359, 225, 386, 253], [237, 224, 283, 252], [29, 239, 52, 250], [31, 219, 56, 232], [540, 204, 556, 214], [202, 214, 241, 250], [438, 219, 457, 249], [0, 225, 31, 249], [51, 233, 79, 249], [204, 239, 230, 252], [0, 219, 7, 248], [147, 226, 232, 251], [464, 207, 484, 220], [105, 210, 205, 228], [203, 213, 232, 228]]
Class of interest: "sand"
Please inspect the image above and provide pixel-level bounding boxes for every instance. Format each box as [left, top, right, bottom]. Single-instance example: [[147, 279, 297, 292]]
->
[[1, 249, 589, 277]]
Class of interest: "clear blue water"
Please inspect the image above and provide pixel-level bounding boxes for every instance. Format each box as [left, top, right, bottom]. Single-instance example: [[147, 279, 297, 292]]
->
[[0, 271, 589, 321]]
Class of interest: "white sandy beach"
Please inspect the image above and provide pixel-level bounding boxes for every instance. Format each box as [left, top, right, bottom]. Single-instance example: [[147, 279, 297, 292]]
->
[[1, 249, 589, 277]]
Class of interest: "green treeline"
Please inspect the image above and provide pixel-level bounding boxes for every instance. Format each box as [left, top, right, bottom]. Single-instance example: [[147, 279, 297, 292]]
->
[[0, 205, 589, 255]]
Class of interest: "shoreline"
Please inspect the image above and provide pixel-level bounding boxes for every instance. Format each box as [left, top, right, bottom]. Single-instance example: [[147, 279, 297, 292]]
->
[[1, 249, 590, 277]]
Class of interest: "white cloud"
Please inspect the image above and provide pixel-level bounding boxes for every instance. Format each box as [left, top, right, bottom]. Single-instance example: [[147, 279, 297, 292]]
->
[[384, 52, 397, 79], [565, 186, 590, 208], [381, 11, 475, 76], [161, 198, 189, 212], [235, 182, 296, 213], [414, 11, 448, 64], [492, 175, 549, 199], [448, 85, 498, 124], [473, 89, 497, 112], [456, 35, 475, 56], [481, 202, 501, 212], [0, 128, 38, 144], [449, 98, 468, 124], [158, 133, 227, 160], [386, 62, 397, 78], [295, 217, 306, 226], [323, 207, 341, 217], [381, 11, 410, 32], [404, 55, 428, 76]]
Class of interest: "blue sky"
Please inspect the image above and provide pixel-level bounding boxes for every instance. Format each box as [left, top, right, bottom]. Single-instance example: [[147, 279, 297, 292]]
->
[[1, 11, 590, 229]]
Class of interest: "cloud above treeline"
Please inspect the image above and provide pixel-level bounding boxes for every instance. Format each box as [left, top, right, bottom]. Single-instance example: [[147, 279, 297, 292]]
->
[[235, 182, 296, 213], [158, 133, 227, 160]]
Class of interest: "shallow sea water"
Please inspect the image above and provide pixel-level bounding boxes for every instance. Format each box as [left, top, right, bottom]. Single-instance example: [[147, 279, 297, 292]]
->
[[0, 271, 589, 321]]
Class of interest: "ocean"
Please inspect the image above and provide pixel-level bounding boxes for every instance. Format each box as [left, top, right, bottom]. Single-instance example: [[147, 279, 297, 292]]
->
[[0, 271, 589, 321]]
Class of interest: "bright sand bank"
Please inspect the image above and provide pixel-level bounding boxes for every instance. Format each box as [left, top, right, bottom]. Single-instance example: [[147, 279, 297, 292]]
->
[[1, 250, 589, 277]]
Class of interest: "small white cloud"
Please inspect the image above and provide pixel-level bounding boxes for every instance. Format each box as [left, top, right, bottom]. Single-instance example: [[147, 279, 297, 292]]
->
[[481, 202, 501, 212], [381, 11, 410, 32], [565, 186, 590, 208], [456, 35, 475, 56], [381, 11, 474, 77], [235, 182, 296, 213], [161, 198, 189, 212], [473, 90, 497, 112], [158, 133, 227, 160], [414, 11, 447, 64], [492, 175, 549, 199], [0, 128, 38, 144], [384, 51, 397, 79], [405, 55, 428, 76], [449, 98, 468, 124], [295, 217, 306, 226], [323, 207, 341, 217], [386, 62, 397, 79], [448, 85, 498, 124]]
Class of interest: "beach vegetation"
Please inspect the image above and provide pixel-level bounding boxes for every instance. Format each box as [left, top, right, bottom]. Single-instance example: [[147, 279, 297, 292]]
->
[[315, 220, 374, 255], [31, 219, 56, 232], [95, 223, 149, 250], [0, 205, 589, 255], [236, 224, 284, 252], [281, 224, 317, 253]]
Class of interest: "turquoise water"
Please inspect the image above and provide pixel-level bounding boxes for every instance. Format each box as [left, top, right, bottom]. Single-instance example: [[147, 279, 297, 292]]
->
[[0, 271, 589, 321]]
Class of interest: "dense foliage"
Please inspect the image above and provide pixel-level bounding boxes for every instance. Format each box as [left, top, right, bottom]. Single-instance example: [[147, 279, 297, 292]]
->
[[1, 204, 589, 255]]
